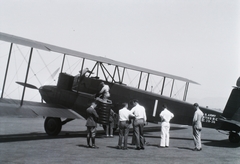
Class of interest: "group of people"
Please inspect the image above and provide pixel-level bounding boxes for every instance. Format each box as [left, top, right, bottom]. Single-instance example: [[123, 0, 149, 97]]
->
[[158, 102, 204, 151], [117, 99, 147, 150], [85, 98, 147, 150], [85, 81, 204, 151], [85, 100, 204, 151]]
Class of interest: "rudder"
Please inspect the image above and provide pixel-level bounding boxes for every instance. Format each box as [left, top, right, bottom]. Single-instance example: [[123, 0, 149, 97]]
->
[[222, 88, 240, 121]]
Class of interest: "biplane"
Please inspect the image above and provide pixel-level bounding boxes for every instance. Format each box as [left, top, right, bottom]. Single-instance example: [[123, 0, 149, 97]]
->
[[0, 32, 239, 143]]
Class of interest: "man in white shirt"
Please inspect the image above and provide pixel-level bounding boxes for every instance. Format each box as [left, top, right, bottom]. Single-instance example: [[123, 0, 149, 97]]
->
[[159, 104, 174, 148], [131, 99, 147, 150], [192, 103, 204, 151], [117, 103, 135, 150]]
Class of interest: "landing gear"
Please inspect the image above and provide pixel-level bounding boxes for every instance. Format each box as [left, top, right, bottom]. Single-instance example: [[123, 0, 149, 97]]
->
[[44, 117, 62, 136], [229, 132, 240, 143]]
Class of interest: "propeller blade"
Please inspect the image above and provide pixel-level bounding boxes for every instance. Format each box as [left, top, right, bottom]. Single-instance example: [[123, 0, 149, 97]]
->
[[16, 82, 39, 90]]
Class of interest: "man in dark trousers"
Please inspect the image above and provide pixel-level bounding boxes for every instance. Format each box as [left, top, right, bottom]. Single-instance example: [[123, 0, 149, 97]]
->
[[130, 99, 147, 150], [117, 103, 135, 150], [86, 101, 99, 148]]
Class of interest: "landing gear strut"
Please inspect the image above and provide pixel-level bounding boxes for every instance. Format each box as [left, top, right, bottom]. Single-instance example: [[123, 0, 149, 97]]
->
[[229, 132, 240, 143], [44, 117, 62, 136]]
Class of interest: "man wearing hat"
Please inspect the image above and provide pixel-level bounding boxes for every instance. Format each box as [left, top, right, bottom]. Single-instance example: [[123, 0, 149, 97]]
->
[[86, 101, 99, 148], [192, 103, 204, 151]]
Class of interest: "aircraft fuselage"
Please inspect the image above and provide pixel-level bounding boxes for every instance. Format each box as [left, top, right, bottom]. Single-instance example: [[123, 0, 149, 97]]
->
[[39, 76, 223, 130]]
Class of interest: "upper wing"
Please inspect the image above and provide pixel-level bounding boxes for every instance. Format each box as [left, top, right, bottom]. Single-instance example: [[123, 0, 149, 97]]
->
[[0, 32, 198, 85], [0, 98, 83, 119]]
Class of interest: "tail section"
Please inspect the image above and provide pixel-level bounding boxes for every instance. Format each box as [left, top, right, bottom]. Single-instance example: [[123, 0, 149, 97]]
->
[[221, 79, 240, 121]]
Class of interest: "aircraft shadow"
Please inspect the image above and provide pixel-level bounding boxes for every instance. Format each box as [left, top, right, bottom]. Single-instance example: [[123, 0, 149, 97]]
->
[[176, 147, 194, 151], [0, 130, 106, 143], [0, 126, 186, 143], [106, 145, 138, 150], [176, 139, 240, 149], [140, 135, 240, 149], [203, 139, 240, 148]]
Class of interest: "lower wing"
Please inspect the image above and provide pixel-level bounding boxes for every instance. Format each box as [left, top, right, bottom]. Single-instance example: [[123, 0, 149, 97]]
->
[[0, 98, 83, 119]]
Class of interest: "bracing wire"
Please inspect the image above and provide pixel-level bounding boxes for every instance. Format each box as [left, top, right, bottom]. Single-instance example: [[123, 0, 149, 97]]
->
[[62, 58, 82, 74], [172, 83, 185, 99], [125, 70, 139, 87], [5, 46, 27, 94], [16, 45, 42, 86]]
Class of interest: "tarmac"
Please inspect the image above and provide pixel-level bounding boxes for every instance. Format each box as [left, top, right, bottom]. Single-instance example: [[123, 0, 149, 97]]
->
[[0, 117, 240, 164]]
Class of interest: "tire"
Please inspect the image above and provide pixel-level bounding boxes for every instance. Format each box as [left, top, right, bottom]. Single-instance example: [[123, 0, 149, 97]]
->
[[229, 132, 240, 143], [44, 117, 62, 136]]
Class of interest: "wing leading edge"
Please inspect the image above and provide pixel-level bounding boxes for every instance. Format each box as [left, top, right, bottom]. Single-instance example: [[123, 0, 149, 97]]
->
[[0, 32, 199, 85]]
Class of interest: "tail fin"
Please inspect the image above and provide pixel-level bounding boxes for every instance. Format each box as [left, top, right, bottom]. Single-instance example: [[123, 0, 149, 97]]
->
[[236, 77, 240, 87], [222, 87, 240, 121]]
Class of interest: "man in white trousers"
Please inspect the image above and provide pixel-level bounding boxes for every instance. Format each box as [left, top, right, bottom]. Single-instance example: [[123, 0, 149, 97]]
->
[[159, 105, 174, 148]]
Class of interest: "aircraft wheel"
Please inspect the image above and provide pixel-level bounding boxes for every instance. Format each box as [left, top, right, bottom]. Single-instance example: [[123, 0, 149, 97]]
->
[[229, 132, 240, 143], [44, 117, 62, 136]]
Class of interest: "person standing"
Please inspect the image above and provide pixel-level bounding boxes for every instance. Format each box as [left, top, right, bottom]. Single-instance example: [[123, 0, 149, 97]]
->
[[159, 105, 174, 148], [192, 103, 204, 151], [131, 99, 147, 150], [105, 109, 116, 137], [117, 103, 135, 150], [85, 101, 99, 148]]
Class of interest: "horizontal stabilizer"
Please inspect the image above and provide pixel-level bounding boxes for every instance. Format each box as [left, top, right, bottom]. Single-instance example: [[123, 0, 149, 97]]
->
[[218, 118, 240, 133]]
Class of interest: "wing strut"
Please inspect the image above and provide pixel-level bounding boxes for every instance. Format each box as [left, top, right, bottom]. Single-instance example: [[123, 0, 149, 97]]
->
[[60, 54, 66, 73], [100, 63, 116, 82], [116, 66, 121, 82], [112, 66, 120, 83], [77, 58, 85, 92], [161, 77, 166, 95], [170, 79, 175, 97], [88, 62, 98, 78], [183, 82, 189, 101], [1, 43, 13, 99], [145, 73, 150, 91], [21, 47, 33, 106], [138, 72, 143, 89], [112, 66, 121, 83], [121, 68, 126, 84]]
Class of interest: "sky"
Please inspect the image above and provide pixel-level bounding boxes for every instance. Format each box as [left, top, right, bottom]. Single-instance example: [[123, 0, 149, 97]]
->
[[0, 0, 239, 109]]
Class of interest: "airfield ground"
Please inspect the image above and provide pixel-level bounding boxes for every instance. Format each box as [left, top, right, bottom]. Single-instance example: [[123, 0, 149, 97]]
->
[[0, 117, 239, 164]]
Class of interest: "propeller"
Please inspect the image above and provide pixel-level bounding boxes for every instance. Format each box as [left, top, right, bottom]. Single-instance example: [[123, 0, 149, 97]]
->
[[16, 82, 38, 90]]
